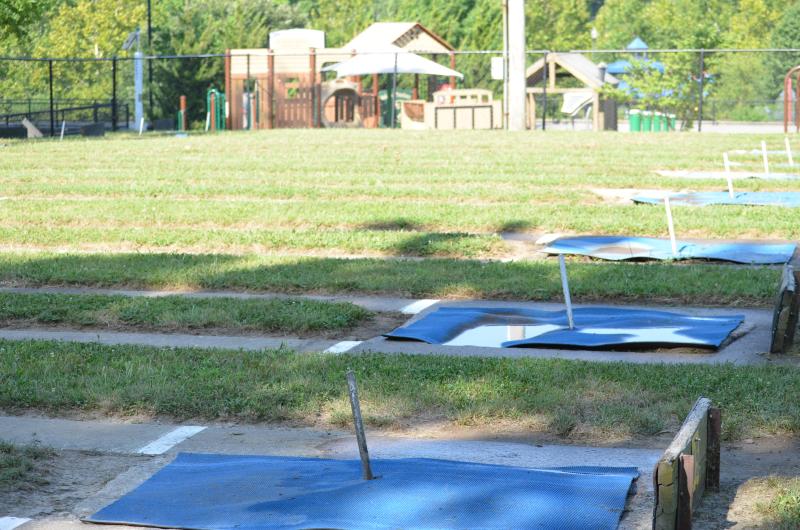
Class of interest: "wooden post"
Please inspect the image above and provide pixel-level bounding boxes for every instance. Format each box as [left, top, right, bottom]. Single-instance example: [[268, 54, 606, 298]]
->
[[706, 408, 721, 492], [372, 73, 379, 128], [677, 454, 695, 529], [179, 95, 187, 131], [795, 72, 800, 132], [309, 47, 317, 128], [209, 94, 216, 132], [267, 50, 274, 129], [224, 49, 231, 130], [346, 370, 374, 481], [413, 74, 419, 100], [449, 52, 456, 89]]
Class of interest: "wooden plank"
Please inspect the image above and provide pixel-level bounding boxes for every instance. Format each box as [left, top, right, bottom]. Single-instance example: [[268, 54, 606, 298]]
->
[[652, 397, 711, 530], [706, 407, 721, 491], [677, 454, 694, 529]]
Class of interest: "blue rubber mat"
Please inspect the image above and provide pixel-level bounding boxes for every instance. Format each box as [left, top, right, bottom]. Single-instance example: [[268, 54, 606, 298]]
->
[[633, 191, 800, 207], [384, 306, 743, 349], [542, 236, 795, 264], [87, 453, 639, 530]]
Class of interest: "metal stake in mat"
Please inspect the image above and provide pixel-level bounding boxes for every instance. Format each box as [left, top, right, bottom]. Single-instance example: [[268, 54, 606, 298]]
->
[[664, 195, 678, 257], [762, 140, 770, 176], [786, 136, 795, 167], [139, 117, 145, 136], [722, 152, 734, 198], [346, 369, 374, 480], [558, 254, 575, 329], [59, 120, 66, 141]]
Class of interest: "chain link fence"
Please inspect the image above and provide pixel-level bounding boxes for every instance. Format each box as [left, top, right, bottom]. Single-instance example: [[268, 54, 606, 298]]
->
[[1, 48, 798, 136]]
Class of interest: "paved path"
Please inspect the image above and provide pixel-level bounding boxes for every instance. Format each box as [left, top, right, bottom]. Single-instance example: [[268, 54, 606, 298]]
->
[[0, 289, 774, 363], [0, 328, 342, 353], [0, 286, 426, 314], [0, 415, 660, 529]]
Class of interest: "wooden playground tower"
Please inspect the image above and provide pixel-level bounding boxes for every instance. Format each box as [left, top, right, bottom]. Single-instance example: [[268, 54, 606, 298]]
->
[[784, 65, 800, 133], [223, 25, 455, 130]]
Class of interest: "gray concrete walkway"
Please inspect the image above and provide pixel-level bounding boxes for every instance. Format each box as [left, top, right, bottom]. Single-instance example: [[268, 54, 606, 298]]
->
[[0, 328, 340, 353], [0, 286, 422, 314], [0, 415, 660, 529]]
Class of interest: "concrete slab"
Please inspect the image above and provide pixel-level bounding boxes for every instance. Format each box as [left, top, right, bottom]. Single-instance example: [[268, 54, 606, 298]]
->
[[0, 287, 414, 314], [0, 416, 176, 454], [353, 300, 772, 365], [0, 329, 338, 353]]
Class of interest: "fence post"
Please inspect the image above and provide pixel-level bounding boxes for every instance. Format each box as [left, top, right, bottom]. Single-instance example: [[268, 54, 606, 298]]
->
[[112, 56, 118, 131], [542, 52, 548, 131], [48, 60, 55, 137], [697, 49, 705, 132]]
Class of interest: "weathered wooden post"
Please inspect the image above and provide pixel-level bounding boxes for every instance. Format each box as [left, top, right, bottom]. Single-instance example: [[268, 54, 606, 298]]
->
[[346, 369, 374, 481]]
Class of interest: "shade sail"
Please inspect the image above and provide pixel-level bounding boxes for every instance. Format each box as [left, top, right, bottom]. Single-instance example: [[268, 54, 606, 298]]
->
[[322, 50, 463, 78]]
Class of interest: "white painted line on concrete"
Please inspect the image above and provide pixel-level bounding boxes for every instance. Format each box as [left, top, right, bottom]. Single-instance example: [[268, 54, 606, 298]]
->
[[324, 341, 363, 354], [400, 299, 439, 315], [534, 233, 562, 245], [0, 517, 32, 530], [137, 426, 206, 455]]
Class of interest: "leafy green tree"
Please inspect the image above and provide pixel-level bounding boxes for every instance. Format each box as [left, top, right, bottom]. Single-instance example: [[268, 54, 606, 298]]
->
[[768, 1, 800, 97], [152, 0, 306, 123]]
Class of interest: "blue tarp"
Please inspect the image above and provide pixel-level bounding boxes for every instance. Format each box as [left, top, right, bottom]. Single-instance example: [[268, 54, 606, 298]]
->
[[385, 307, 743, 349], [87, 453, 639, 530], [543, 236, 795, 264], [633, 192, 800, 207]]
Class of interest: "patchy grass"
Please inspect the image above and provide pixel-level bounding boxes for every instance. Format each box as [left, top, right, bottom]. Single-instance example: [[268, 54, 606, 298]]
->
[[0, 131, 799, 257], [1, 340, 799, 442], [0, 292, 370, 334], [0, 440, 54, 490], [756, 477, 800, 529], [0, 252, 780, 306]]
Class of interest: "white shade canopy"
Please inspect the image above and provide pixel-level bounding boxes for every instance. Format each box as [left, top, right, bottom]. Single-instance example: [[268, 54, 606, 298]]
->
[[322, 50, 463, 78]]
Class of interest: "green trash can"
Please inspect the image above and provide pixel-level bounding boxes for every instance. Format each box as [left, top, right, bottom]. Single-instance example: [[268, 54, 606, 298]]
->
[[629, 109, 642, 132], [668, 114, 677, 131], [642, 111, 653, 132], [653, 112, 663, 132]]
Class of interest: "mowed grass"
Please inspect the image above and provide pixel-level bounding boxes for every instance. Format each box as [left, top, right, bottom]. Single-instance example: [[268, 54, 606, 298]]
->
[[0, 252, 780, 306], [0, 440, 53, 490], [1, 340, 799, 442], [0, 130, 799, 257], [0, 292, 370, 334]]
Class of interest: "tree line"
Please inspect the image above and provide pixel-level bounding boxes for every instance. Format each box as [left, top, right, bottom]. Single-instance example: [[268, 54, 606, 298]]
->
[[1, 0, 799, 122]]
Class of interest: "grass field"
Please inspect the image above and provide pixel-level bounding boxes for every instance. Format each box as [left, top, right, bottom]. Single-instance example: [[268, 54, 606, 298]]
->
[[1, 340, 798, 442], [0, 292, 370, 334], [0, 252, 779, 306], [1, 130, 799, 258], [0, 129, 794, 304]]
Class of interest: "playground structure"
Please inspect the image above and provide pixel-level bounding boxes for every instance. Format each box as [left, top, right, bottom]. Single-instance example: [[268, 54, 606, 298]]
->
[[223, 24, 457, 130], [525, 52, 619, 131], [784, 65, 800, 133], [400, 89, 503, 130]]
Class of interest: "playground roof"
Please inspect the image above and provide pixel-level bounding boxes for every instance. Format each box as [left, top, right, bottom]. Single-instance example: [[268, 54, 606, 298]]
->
[[627, 37, 649, 51], [343, 22, 454, 54], [525, 53, 619, 89], [322, 49, 463, 78]]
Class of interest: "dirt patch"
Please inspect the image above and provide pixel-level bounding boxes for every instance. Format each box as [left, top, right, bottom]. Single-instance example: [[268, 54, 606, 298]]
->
[[693, 436, 800, 529], [0, 448, 144, 519], [0, 311, 408, 342]]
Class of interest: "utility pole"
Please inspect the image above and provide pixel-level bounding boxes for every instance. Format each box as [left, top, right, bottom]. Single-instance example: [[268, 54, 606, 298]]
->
[[506, 0, 526, 131]]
